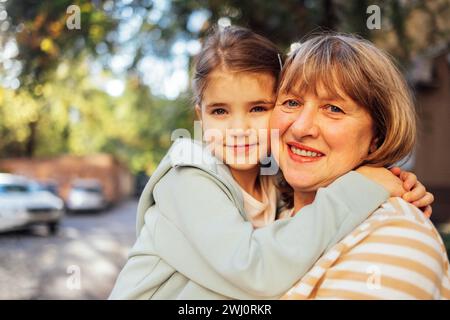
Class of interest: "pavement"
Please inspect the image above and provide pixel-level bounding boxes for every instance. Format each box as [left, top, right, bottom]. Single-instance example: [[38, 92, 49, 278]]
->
[[0, 199, 138, 299]]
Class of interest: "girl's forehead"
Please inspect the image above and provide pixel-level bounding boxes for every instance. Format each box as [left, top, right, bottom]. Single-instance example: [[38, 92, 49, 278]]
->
[[203, 70, 276, 102], [209, 68, 276, 85]]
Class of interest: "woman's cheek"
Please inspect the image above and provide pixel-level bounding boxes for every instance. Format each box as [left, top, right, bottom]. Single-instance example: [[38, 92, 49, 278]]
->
[[268, 109, 287, 164], [269, 107, 280, 129], [323, 120, 372, 167], [270, 108, 291, 135]]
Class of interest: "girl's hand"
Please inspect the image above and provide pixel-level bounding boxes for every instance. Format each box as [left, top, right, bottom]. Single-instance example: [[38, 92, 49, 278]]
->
[[390, 167, 434, 218], [356, 166, 405, 198]]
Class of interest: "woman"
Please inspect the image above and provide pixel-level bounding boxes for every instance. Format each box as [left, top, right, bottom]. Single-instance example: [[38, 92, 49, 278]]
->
[[270, 34, 449, 299]]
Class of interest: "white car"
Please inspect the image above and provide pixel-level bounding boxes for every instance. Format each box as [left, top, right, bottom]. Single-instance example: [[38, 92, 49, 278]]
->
[[66, 179, 107, 212], [0, 174, 65, 234], [0, 198, 29, 232]]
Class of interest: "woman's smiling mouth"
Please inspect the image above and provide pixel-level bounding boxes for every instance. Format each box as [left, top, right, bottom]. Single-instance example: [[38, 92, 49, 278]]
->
[[287, 141, 325, 163]]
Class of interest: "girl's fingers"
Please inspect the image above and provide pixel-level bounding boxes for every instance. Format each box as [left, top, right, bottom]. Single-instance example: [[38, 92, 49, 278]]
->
[[411, 191, 434, 208], [423, 205, 433, 218], [403, 181, 426, 202], [399, 170, 407, 181], [402, 172, 417, 191], [390, 167, 401, 176]]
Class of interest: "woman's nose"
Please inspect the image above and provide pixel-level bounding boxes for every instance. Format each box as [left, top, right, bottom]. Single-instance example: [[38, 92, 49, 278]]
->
[[290, 108, 320, 140]]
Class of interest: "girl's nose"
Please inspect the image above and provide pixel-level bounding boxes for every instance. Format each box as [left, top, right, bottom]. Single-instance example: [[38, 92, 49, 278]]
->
[[229, 117, 251, 136], [228, 127, 251, 138]]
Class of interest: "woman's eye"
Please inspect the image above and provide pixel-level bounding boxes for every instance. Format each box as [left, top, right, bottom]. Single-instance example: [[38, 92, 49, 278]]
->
[[282, 99, 300, 108], [250, 106, 267, 113], [211, 108, 227, 115], [326, 104, 345, 114]]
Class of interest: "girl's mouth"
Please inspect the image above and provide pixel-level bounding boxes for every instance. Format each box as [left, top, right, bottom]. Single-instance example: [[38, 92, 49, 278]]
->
[[226, 143, 257, 154], [287, 141, 324, 163]]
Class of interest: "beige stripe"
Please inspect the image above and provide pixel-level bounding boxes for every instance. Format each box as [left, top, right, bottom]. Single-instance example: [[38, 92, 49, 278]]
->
[[363, 235, 443, 265], [281, 289, 308, 300], [382, 219, 436, 239], [441, 284, 450, 299], [299, 274, 321, 287], [310, 244, 347, 271], [390, 198, 424, 223], [281, 293, 308, 300], [324, 269, 433, 299], [313, 288, 381, 300], [388, 198, 411, 217], [339, 253, 439, 284]]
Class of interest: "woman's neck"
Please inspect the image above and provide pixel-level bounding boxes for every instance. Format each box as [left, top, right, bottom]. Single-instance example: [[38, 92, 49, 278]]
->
[[293, 191, 316, 215], [229, 166, 262, 201]]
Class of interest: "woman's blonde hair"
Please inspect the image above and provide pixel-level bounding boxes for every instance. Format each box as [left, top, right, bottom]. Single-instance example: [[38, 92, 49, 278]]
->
[[277, 33, 417, 209]]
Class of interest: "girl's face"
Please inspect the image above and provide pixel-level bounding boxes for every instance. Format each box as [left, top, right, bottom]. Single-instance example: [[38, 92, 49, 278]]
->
[[196, 69, 276, 172], [270, 82, 376, 192]]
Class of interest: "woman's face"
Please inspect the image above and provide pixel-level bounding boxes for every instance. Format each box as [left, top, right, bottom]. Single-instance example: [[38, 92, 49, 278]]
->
[[197, 69, 276, 171], [270, 83, 376, 192]]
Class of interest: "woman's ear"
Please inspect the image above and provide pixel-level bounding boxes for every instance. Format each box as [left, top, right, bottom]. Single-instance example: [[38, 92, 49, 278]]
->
[[369, 137, 379, 154], [195, 104, 202, 120]]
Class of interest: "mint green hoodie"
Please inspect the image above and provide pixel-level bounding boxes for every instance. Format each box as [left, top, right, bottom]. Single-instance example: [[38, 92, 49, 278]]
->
[[109, 138, 389, 299]]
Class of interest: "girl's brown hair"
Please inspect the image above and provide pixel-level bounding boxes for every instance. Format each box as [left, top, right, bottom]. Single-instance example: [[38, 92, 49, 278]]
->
[[277, 33, 417, 209], [192, 26, 282, 105]]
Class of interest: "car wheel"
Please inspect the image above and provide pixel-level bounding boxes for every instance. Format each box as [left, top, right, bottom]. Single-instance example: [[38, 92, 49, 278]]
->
[[48, 222, 59, 235]]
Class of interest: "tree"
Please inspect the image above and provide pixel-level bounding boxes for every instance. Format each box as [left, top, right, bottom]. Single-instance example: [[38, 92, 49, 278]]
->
[[0, 0, 448, 172]]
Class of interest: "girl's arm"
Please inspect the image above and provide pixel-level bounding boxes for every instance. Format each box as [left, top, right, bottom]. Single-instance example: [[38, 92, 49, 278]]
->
[[151, 167, 389, 298]]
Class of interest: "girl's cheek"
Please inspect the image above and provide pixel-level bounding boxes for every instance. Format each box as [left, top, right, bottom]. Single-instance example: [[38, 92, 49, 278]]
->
[[253, 114, 272, 130], [202, 116, 226, 136]]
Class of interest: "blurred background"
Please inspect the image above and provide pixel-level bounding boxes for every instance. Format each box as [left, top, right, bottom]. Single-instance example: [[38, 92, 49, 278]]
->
[[0, 0, 448, 299]]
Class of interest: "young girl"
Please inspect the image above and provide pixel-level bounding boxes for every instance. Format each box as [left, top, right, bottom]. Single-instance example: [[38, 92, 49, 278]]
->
[[109, 26, 433, 300]]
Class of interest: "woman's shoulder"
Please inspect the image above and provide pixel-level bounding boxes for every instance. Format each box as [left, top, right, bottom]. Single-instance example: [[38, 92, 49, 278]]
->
[[355, 197, 448, 261], [291, 197, 450, 299], [367, 198, 444, 244], [338, 197, 450, 298]]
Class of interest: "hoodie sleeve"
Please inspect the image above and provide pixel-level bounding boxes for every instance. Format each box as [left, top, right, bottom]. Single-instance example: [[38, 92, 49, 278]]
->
[[152, 167, 389, 298]]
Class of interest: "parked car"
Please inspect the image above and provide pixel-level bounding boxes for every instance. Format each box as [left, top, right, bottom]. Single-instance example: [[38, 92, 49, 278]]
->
[[0, 199, 29, 233], [66, 179, 107, 212], [0, 174, 64, 234], [33, 179, 60, 196]]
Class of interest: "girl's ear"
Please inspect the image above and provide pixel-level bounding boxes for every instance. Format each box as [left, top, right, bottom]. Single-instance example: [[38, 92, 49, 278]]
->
[[195, 104, 202, 120]]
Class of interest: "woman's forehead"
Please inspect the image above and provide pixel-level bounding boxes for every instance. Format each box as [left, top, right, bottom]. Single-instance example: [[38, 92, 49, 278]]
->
[[277, 80, 350, 102]]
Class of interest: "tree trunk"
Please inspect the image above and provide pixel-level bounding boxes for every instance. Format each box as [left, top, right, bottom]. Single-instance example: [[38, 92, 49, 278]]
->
[[25, 120, 37, 157]]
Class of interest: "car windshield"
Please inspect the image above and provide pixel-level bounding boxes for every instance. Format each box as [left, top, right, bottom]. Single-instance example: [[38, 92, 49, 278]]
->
[[0, 184, 30, 193], [73, 186, 102, 193]]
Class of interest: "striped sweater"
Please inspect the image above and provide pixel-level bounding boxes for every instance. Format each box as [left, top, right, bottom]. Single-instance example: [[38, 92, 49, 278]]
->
[[281, 197, 450, 300]]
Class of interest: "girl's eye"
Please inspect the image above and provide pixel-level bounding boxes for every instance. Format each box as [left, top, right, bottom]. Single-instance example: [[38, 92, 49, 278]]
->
[[326, 104, 345, 114], [282, 99, 300, 108], [211, 108, 227, 115], [250, 106, 267, 113]]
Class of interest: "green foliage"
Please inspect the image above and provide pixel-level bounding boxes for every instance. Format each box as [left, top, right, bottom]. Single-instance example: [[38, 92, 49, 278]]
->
[[0, 54, 193, 173], [5, 0, 117, 86], [0, 0, 194, 172]]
